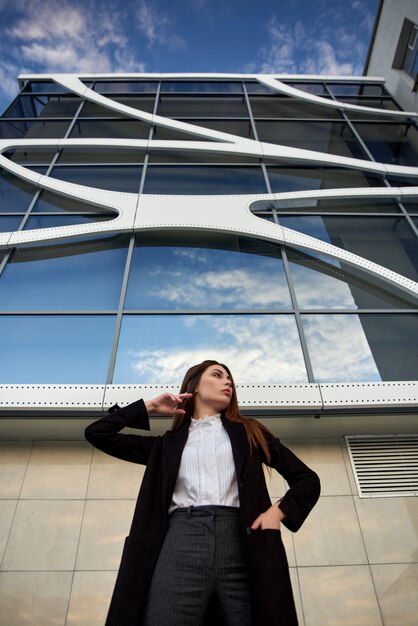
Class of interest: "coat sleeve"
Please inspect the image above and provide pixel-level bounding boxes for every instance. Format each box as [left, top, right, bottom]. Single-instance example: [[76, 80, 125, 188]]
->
[[84, 398, 159, 465], [264, 434, 321, 532]]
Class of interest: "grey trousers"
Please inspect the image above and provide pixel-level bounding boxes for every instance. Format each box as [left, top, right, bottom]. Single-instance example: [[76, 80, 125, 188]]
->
[[142, 504, 252, 626]]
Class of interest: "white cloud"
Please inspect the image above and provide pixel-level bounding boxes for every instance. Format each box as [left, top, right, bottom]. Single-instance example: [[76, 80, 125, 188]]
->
[[136, 0, 186, 50], [0, 0, 150, 109], [7, 6, 85, 41], [121, 314, 308, 384], [248, 3, 375, 77], [145, 266, 290, 308], [303, 313, 380, 382]]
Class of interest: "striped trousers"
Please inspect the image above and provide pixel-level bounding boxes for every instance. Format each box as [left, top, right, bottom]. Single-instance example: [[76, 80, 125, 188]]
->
[[142, 504, 252, 626]]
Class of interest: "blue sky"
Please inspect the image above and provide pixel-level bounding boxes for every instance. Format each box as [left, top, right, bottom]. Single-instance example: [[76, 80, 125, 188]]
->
[[0, 0, 379, 114]]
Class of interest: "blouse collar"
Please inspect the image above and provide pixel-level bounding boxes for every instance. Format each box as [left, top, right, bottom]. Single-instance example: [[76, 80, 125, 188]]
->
[[191, 412, 221, 425]]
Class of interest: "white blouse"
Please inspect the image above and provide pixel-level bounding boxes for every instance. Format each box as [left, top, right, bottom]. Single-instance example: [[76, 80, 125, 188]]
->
[[168, 412, 240, 514]]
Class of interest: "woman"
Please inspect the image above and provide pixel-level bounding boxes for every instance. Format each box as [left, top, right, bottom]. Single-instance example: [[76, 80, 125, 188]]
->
[[84, 359, 320, 626]]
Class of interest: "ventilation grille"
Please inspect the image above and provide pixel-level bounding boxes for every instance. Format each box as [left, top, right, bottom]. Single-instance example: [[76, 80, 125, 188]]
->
[[345, 435, 418, 498]]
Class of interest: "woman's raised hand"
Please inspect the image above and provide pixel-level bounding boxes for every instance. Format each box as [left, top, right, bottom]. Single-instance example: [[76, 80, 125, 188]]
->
[[144, 392, 193, 416]]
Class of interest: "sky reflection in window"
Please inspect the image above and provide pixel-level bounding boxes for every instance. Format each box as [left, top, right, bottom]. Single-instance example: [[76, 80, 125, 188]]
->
[[113, 314, 307, 384]]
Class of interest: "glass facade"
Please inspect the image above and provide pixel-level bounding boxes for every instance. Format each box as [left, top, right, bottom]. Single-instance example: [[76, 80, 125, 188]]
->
[[0, 75, 417, 385]]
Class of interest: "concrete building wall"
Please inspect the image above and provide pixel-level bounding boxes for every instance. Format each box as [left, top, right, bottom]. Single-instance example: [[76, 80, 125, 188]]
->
[[366, 0, 418, 112], [1, 435, 418, 626]]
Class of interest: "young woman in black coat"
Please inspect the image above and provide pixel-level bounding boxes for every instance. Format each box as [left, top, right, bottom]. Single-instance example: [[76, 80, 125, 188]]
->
[[85, 359, 321, 626]]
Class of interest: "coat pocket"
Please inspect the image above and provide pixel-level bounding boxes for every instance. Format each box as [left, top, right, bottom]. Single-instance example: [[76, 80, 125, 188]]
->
[[244, 529, 298, 626]]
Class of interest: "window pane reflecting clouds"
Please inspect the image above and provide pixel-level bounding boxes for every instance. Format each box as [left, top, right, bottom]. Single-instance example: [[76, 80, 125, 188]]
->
[[286, 247, 418, 309], [0, 236, 128, 310], [0, 315, 115, 383], [113, 314, 307, 384], [280, 215, 418, 282], [125, 234, 291, 310], [302, 314, 418, 382]]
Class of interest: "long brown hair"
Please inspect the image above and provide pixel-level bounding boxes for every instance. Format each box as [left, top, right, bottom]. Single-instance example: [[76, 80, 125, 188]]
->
[[172, 359, 274, 470]]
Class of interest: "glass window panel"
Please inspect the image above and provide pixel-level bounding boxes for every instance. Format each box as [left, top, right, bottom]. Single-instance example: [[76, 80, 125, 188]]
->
[[80, 97, 155, 116], [24, 214, 116, 229], [0, 170, 36, 213], [113, 97, 156, 112], [3, 148, 57, 165], [283, 82, 329, 95], [249, 97, 341, 119], [0, 216, 22, 231], [78, 101, 127, 118], [125, 232, 291, 310], [0, 235, 128, 310], [32, 190, 118, 214], [69, 119, 151, 139], [267, 167, 383, 194], [0, 119, 71, 139], [353, 122, 418, 167], [160, 82, 243, 93], [326, 84, 388, 96], [156, 96, 248, 118], [402, 200, 418, 215], [113, 313, 307, 384], [0, 315, 115, 383], [286, 247, 418, 310], [340, 98, 401, 120], [256, 120, 365, 158], [48, 165, 142, 192], [387, 174, 418, 187], [22, 81, 70, 94], [152, 120, 254, 140], [279, 215, 418, 282], [302, 313, 418, 382], [144, 165, 267, 194], [93, 81, 159, 93], [2, 95, 82, 118], [244, 82, 278, 95], [57, 147, 146, 164], [147, 148, 260, 164], [246, 82, 328, 95], [251, 197, 401, 214]]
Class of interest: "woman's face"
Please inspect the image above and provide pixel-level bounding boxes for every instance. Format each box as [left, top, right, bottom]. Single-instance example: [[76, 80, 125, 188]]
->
[[196, 364, 233, 411]]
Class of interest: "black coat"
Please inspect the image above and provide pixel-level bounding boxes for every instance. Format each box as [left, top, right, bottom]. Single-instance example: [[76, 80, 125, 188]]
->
[[84, 399, 320, 626]]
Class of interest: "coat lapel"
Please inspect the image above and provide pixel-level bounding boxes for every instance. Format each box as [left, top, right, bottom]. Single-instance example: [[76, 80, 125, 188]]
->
[[162, 419, 190, 508], [220, 415, 248, 482]]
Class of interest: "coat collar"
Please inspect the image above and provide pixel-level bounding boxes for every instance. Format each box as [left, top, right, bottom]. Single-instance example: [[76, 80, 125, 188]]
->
[[162, 414, 248, 508]]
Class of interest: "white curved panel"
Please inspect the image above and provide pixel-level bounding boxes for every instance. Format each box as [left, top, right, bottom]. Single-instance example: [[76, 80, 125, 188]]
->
[[0, 142, 418, 298], [1, 75, 418, 300], [50, 75, 418, 178], [19, 72, 386, 82], [256, 75, 417, 118], [53, 75, 245, 143]]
